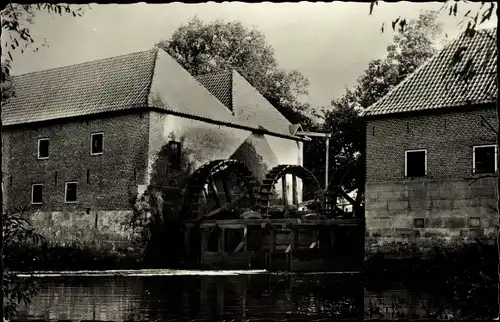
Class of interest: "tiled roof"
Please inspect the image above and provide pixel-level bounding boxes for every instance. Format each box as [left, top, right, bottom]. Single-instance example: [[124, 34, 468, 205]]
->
[[195, 69, 293, 136], [2, 49, 158, 126], [363, 27, 497, 117], [196, 70, 233, 111], [2, 48, 299, 140]]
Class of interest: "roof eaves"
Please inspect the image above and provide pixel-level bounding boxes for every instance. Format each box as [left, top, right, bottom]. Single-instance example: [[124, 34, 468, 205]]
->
[[149, 106, 307, 142]]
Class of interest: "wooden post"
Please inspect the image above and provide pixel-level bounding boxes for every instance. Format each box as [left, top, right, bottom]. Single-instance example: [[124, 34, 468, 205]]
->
[[289, 229, 295, 272], [218, 227, 225, 253], [282, 175, 288, 206], [243, 226, 248, 251], [292, 174, 298, 206], [184, 227, 191, 258], [201, 227, 208, 265]]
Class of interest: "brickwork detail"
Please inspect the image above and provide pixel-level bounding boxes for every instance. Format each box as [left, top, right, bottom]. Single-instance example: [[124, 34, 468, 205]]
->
[[4, 112, 150, 213]]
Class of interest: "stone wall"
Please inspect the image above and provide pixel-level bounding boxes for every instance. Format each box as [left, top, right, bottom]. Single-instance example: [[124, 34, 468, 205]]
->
[[29, 210, 136, 251], [365, 106, 498, 254]]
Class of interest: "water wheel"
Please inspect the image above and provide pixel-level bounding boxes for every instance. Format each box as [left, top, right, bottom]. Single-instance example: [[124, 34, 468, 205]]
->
[[182, 159, 259, 221], [257, 165, 322, 218]]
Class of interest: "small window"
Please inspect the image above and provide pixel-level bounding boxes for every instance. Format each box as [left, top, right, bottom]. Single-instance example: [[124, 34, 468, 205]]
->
[[405, 149, 427, 178], [168, 141, 181, 169], [473, 145, 497, 174], [91, 133, 104, 155], [65, 182, 78, 203], [31, 184, 43, 204], [38, 138, 49, 159], [414, 218, 425, 228]]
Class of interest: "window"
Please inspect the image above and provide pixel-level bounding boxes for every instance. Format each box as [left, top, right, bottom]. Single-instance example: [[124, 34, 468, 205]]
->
[[31, 184, 43, 204], [91, 133, 104, 155], [473, 145, 497, 174], [38, 138, 49, 159], [65, 182, 78, 203], [168, 141, 181, 169], [405, 149, 427, 178], [413, 218, 425, 228]]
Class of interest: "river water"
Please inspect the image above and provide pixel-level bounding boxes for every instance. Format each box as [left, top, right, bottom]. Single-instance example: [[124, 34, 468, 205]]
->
[[14, 270, 470, 321]]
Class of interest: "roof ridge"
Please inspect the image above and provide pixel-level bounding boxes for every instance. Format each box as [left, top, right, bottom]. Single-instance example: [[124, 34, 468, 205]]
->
[[12, 47, 158, 78], [362, 27, 496, 117]]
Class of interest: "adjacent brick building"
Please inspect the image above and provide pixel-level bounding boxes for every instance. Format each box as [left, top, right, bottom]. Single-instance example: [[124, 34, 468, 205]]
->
[[362, 27, 498, 250], [1, 47, 305, 249]]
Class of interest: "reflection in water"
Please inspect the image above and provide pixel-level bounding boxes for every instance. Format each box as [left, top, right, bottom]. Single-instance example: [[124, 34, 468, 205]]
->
[[16, 272, 465, 321]]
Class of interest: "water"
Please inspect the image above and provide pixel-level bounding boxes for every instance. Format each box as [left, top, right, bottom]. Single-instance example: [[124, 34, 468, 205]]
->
[[14, 270, 472, 321]]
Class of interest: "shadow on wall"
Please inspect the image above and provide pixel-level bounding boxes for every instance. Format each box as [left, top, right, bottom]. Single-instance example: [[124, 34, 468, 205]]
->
[[129, 133, 197, 267], [230, 133, 278, 181]]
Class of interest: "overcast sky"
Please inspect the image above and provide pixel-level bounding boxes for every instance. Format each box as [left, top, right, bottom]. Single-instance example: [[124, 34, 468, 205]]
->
[[3, 2, 497, 108]]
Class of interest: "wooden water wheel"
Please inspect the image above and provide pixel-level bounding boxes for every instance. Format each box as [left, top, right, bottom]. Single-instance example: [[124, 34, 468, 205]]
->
[[182, 159, 259, 221], [256, 165, 322, 218]]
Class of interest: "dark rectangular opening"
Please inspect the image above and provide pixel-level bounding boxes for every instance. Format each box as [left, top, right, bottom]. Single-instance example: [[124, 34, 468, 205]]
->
[[38, 139, 49, 159], [91, 133, 104, 155], [168, 141, 182, 169], [474, 145, 496, 174], [32, 184, 43, 204], [406, 150, 426, 178], [468, 217, 481, 228], [414, 218, 425, 228], [65, 182, 78, 203]]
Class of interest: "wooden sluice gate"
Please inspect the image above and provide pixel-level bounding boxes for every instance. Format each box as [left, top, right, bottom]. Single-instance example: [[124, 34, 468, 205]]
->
[[185, 218, 365, 272], [172, 159, 365, 272]]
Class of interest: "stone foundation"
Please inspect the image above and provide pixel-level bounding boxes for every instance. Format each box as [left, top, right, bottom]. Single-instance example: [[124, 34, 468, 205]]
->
[[28, 210, 137, 251], [365, 227, 497, 259]]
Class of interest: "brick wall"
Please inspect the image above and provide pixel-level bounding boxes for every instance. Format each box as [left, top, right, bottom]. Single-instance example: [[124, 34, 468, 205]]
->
[[3, 112, 150, 250], [4, 111, 149, 212], [365, 106, 498, 252]]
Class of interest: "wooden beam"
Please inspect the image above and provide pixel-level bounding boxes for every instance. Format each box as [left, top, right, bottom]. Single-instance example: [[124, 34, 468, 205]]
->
[[221, 172, 232, 203], [218, 227, 225, 253], [292, 174, 298, 205], [243, 227, 248, 251], [209, 176, 222, 208], [295, 131, 331, 138], [234, 241, 244, 252], [282, 175, 288, 206]]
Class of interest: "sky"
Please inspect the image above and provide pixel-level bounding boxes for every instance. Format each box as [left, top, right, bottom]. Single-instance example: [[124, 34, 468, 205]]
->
[[3, 1, 497, 109]]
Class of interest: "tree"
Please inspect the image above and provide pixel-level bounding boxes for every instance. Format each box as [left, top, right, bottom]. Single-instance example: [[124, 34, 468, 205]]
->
[[156, 17, 313, 126], [304, 10, 445, 211], [1, 4, 88, 319]]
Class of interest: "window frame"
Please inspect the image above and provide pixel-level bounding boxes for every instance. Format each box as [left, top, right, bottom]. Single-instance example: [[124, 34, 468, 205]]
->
[[65, 181, 78, 203], [90, 132, 104, 156], [472, 144, 497, 174], [31, 183, 44, 205], [37, 138, 50, 160], [405, 149, 428, 178]]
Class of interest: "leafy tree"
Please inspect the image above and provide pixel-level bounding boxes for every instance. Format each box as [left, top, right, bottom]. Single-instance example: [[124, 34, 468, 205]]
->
[[304, 10, 445, 211], [2, 208, 45, 319], [156, 17, 313, 125], [1, 4, 88, 319]]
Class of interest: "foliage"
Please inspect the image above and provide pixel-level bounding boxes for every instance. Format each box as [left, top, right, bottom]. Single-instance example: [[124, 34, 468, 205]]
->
[[1, 4, 88, 319], [305, 11, 444, 205], [1, 4, 88, 63], [129, 135, 196, 267], [156, 17, 313, 126], [2, 207, 45, 319], [370, 0, 496, 34]]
